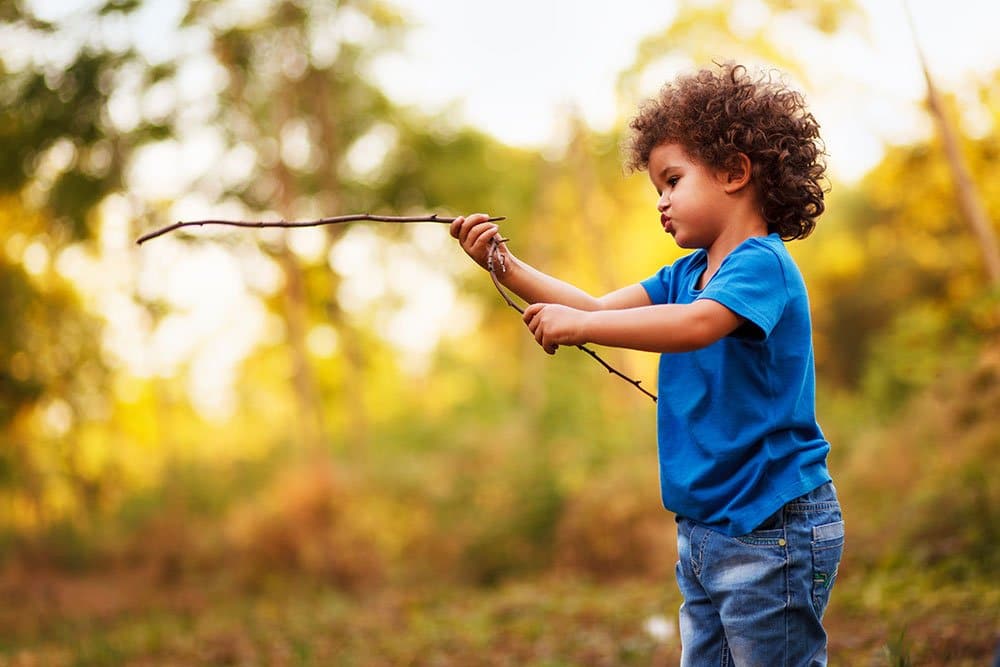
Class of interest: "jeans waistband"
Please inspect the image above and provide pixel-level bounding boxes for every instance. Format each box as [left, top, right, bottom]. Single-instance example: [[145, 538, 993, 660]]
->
[[785, 481, 839, 513]]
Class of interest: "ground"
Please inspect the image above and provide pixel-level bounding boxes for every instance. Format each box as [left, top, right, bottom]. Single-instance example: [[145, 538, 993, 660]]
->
[[0, 567, 996, 666]]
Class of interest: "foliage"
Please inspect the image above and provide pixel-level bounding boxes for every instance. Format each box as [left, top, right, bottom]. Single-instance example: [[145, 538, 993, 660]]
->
[[839, 344, 1000, 576], [1, 569, 997, 665], [0, 1, 170, 240], [0, 0, 998, 664], [0, 198, 110, 534], [618, 0, 866, 101], [553, 461, 674, 581], [803, 108, 1000, 411]]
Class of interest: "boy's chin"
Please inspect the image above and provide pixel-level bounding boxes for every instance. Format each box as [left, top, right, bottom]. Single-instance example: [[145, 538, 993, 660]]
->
[[671, 231, 709, 250]]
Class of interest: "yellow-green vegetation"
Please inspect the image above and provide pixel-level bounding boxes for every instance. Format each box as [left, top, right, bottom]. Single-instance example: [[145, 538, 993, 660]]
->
[[2, 0, 999, 664], [3, 570, 993, 666], [1, 350, 997, 665]]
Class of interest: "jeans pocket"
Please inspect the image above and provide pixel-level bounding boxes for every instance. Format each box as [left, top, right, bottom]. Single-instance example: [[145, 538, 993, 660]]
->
[[811, 519, 844, 616], [734, 526, 786, 547]]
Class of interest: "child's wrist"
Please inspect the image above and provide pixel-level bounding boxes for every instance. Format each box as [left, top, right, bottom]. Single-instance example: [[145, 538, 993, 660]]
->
[[578, 309, 596, 344], [493, 251, 520, 284], [579, 310, 605, 343]]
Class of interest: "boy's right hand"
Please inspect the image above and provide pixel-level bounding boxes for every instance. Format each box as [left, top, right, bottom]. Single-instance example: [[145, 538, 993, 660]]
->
[[450, 213, 509, 271]]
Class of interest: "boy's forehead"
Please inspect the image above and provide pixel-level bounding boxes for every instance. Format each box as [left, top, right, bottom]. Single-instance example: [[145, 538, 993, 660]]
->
[[648, 142, 692, 170]]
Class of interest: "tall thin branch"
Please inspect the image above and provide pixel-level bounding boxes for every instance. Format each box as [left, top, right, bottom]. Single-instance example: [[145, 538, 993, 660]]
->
[[903, 0, 1000, 287]]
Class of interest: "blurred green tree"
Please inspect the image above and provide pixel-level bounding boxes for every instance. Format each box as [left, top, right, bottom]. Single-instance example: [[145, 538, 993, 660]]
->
[[177, 0, 554, 454], [618, 0, 866, 101], [0, 198, 109, 532], [0, 1, 164, 531], [0, 0, 174, 239]]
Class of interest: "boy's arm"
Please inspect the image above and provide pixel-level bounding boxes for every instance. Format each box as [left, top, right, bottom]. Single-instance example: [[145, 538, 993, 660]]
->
[[450, 214, 652, 311], [523, 299, 742, 355]]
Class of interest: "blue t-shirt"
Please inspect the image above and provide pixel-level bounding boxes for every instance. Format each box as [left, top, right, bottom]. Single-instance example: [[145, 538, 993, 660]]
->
[[640, 234, 831, 537]]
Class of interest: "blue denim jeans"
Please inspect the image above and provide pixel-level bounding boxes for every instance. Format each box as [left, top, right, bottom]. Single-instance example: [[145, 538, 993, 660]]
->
[[675, 482, 844, 667]]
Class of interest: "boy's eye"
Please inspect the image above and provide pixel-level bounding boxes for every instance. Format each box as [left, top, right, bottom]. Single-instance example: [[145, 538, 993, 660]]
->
[[667, 176, 680, 186]]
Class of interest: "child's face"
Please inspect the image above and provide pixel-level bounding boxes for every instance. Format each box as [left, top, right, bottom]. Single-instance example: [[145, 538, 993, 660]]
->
[[647, 142, 731, 250]]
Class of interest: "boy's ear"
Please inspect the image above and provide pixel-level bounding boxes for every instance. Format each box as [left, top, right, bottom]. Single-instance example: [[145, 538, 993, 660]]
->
[[721, 152, 752, 193]]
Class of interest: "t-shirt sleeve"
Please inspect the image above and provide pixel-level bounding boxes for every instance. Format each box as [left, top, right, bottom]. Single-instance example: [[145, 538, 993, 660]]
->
[[640, 264, 672, 305], [698, 243, 788, 341]]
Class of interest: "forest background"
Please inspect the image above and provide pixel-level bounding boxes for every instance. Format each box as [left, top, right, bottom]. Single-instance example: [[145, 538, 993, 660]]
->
[[1, 0, 998, 664]]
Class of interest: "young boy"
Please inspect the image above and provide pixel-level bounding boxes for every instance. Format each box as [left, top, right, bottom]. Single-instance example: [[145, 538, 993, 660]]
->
[[450, 63, 843, 665]]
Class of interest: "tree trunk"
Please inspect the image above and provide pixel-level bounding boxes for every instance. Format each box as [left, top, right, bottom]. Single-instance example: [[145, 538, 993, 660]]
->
[[310, 68, 369, 452], [274, 150, 326, 454], [276, 238, 326, 454], [905, 1, 1000, 287]]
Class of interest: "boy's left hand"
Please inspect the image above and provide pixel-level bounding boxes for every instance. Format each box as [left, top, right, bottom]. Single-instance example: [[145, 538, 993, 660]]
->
[[522, 303, 588, 354]]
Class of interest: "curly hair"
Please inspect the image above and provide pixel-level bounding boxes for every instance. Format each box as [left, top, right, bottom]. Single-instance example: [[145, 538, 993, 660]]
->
[[624, 63, 827, 240]]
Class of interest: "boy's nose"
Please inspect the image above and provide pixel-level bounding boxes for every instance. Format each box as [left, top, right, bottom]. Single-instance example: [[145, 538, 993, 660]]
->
[[657, 193, 670, 211]]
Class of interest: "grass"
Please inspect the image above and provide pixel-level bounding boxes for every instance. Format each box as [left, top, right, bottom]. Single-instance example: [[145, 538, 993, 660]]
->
[[0, 566, 996, 666]]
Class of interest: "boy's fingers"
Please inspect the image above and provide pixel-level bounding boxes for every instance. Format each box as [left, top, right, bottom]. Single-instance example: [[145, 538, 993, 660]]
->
[[449, 216, 465, 239], [467, 222, 496, 249], [459, 217, 478, 244], [460, 213, 490, 237], [522, 302, 543, 325], [520, 303, 558, 354], [458, 214, 492, 246], [450, 214, 474, 241], [535, 328, 558, 355]]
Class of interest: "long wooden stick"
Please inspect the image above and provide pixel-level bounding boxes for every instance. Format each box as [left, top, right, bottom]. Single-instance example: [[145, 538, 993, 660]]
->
[[136, 214, 505, 245], [136, 212, 655, 401]]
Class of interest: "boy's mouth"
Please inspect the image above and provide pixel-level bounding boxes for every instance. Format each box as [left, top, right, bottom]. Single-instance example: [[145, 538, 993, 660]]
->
[[661, 215, 674, 234]]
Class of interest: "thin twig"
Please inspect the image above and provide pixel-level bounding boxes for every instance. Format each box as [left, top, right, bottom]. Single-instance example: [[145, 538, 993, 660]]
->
[[486, 237, 524, 314], [136, 214, 506, 245], [487, 237, 657, 403], [137, 212, 655, 402]]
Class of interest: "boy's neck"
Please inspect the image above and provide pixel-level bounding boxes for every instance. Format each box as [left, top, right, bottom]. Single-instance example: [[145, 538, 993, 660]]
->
[[699, 204, 769, 288]]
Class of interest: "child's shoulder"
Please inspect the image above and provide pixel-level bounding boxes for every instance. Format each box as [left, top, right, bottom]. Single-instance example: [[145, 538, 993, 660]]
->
[[741, 233, 787, 254], [720, 234, 805, 287], [727, 234, 791, 268]]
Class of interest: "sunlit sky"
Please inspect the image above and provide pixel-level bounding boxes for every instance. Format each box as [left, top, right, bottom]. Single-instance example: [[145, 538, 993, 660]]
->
[[32, 0, 1000, 178], [376, 0, 1000, 182], [22, 0, 1000, 418]]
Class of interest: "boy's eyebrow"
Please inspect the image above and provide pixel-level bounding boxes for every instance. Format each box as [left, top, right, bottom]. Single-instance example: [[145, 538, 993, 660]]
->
[[655, 164, 682, 179]]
